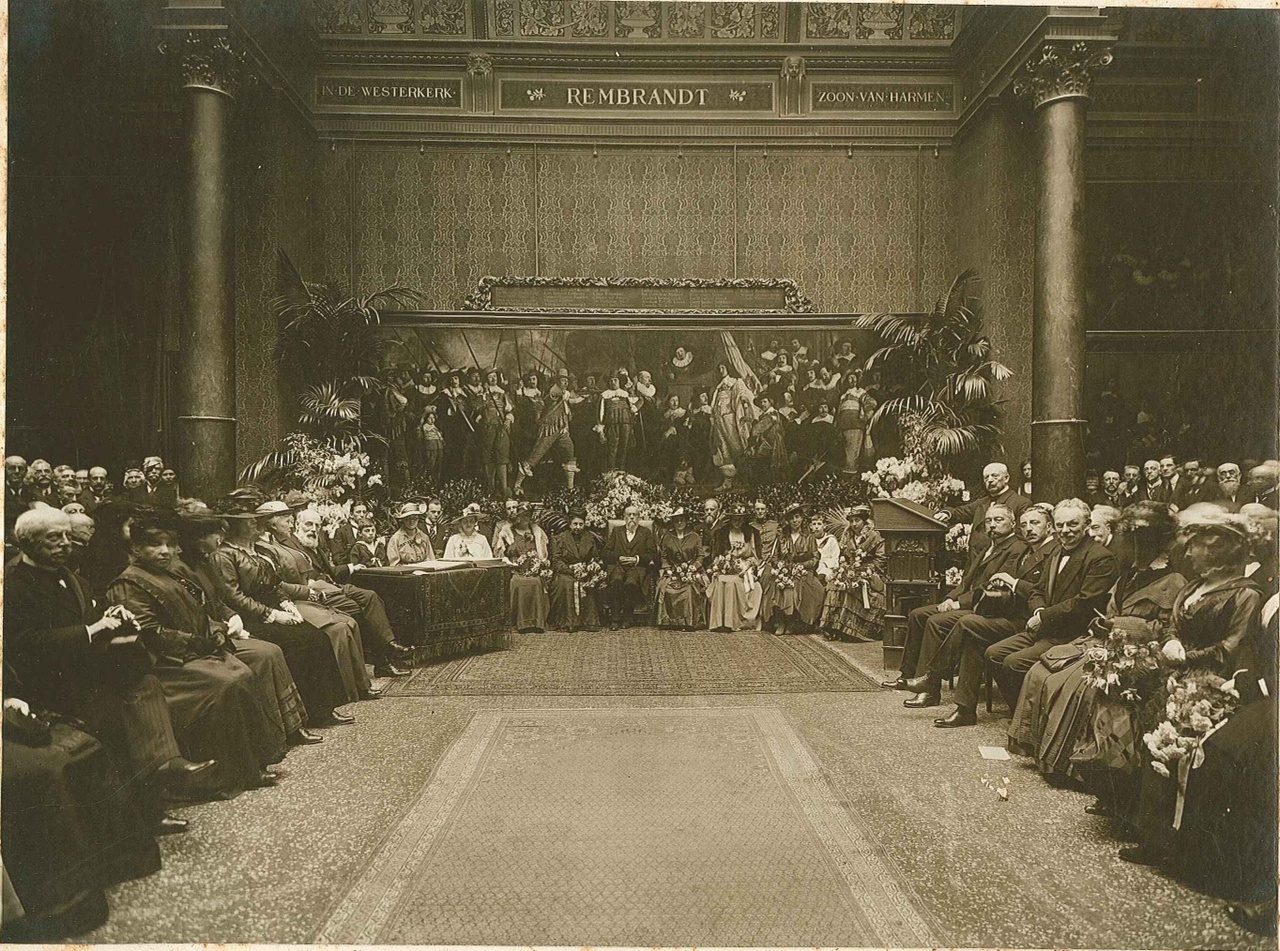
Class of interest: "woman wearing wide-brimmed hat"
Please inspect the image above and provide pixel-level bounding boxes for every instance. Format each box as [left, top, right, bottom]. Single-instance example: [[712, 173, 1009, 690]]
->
[[655, 508, 706, 631], [498, 505, 550, 633], [772, 503, 824, 634], [442, 505, 495, 560], [820, 504, 888, 643], [386, 501, 435, 566], [177, 511, 352, 735], [706, 507, 762, 632], [215, 492, 373, 705]]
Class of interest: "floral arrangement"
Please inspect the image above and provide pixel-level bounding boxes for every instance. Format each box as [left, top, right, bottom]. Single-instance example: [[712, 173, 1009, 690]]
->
[[943, 565, 964, 587], [1142, 669, 1242, 828], [312, 500, 351, 539], [708, 552, 748, 578], [511, 551, 554, 582], [572, 559, 608, 591], [860, 455, 969, 511], [771, 560, 805, 590], [660, 560, 706, 588], [828, 547, 873, 593], [945, 522, 972, 553], [279, 432, 378, 501], [583, 471, 669, 527], [1081, 621, 1165, 704]]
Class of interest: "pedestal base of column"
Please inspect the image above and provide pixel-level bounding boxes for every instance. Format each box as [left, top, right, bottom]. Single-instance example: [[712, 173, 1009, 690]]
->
[[1031, 419, 1086, 504], [177, 416, 238, 501]]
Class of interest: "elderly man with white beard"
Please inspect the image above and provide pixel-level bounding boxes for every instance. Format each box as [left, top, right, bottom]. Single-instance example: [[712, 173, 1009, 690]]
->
[[282, 507, 414, 678], [936, 462, 1031, 553]]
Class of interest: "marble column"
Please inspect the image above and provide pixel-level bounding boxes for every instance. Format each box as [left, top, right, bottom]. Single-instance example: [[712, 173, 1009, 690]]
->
[[173, 32, 246, 501], [1015, 41, 1112, 503]]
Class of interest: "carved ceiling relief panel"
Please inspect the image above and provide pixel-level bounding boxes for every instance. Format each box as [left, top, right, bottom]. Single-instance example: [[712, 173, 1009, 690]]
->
[[368, 0, 414, 33], [421, 0, 467, 35], [803, 3, 953, 43]]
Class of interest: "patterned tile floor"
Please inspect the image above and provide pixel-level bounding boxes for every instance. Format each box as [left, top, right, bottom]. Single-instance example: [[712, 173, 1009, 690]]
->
[[83, 632, 1273, 949]]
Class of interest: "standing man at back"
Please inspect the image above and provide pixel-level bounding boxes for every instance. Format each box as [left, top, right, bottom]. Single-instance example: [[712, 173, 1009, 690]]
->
[[936, 462, 1031, 553]]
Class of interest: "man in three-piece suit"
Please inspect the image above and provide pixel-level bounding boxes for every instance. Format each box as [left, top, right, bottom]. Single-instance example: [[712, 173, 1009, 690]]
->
[[936, 462, 1032, 553], [602, 505, 658, 630], [928, 505, 1061, 726], [888, 503, 1026, 707]]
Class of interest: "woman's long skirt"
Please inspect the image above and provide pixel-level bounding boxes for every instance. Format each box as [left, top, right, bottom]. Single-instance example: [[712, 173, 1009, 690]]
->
[[294, 601, 370, 702], [1, 726, 161, 939], [230, 637, 308, 737], [548, 574, 602, 630], [656, 578, 706, 629], [706, 575, 761, 631], [510, 575, 549, 632], [774, 574, 825, 628], [154, 652, 283, 800], [243, 618, 349, 721], [821, 581, 886, 641], [1008, 655, 1097, 780]]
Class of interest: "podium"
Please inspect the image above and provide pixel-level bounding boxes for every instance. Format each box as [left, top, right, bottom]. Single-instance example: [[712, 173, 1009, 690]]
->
[[870, 497, 946, 669]]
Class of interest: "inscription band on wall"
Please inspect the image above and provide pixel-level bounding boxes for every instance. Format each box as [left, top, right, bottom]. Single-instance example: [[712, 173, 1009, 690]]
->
[[810, 82, 955, 113], [499, 80, 774, 113], [316, 77, 463, 108]]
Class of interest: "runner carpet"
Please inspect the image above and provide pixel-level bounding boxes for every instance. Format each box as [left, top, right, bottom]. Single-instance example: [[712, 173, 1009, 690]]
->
[[386, 629, 880, 696]]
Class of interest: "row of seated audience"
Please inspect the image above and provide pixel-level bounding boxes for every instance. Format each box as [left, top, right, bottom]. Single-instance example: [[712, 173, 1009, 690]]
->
[[884, 458, 1278, 937], [2, 450, 1276, 937]]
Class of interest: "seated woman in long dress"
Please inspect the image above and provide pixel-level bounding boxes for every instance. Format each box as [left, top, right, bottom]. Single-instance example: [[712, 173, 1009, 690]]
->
[[497, 506, 550, 634], [1008, 501, 1185, 783], [443, 509, 495, 560], [386, 502, 435, 566], [1120, 505, 1268, 867], [548, 510, 603, 632], [178, 512, 349, 735], [821, 505, 888, 642], [656, 509, 706, 631], [772, 504, 824, 634], [107, 516, 285, 798], [706, 509, 762, 632]]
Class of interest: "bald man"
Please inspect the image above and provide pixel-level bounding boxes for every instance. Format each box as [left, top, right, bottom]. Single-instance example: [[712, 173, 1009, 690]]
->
[[936, 462, 1031, 553], [4, 455, 28, 541], [1247, 464, 1279, 509]]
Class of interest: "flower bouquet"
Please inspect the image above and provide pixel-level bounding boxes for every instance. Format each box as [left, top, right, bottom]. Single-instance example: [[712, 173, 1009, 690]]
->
[[945, 522, 972, 553], [572, 559, 608, 591], [1081, 622, 1165, 704], [1142, 668, 1242, 828], [708, 552, 747, 578], [943, 565, 964, 588], [771, 560, 804, 590], [661, 560, 705, 588], [511, 551, 554, 582]]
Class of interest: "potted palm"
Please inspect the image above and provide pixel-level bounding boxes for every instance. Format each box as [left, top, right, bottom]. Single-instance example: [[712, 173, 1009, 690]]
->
[[853, 269, 1011, 473]]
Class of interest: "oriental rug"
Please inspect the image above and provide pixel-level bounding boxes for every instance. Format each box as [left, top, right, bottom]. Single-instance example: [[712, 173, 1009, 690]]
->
[[386, 629, 879, 696], [318, 707, 938, 947]]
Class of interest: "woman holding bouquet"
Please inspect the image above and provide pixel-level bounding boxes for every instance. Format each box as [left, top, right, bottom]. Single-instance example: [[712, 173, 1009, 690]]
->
[[821, 505, 887, 642], [549, 510, 604, 632], [1010, 502, 1185, 783], [772, 505, 824, 635], [500, 505, 550, 634], [656, 509, 706, 631], [1119, 508, 1269, 866], [706, 509, 762, 632]]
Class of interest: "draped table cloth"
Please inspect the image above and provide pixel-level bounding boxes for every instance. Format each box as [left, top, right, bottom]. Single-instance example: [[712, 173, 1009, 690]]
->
[[351, 564, 512, 662]]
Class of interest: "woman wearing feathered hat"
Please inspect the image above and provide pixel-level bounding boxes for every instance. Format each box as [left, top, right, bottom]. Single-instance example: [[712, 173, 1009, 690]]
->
[[820, 504, 887, 643]]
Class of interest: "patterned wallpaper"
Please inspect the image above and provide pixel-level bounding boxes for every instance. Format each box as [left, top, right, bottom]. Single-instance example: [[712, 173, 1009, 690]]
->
[[234, 89, 317, 469], [953, 105, 1035, 469], [330, 144, 950, 314]]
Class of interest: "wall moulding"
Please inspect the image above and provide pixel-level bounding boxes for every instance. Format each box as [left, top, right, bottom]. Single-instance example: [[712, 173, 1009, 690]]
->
[[462, 276, 815, 314]]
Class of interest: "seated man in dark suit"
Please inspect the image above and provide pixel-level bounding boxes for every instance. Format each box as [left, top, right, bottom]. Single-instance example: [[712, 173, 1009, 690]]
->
[[602, 504, 658, 630], [282, 506, 415, 677], [937, 499, 1119, 727], [3, 508, 208, 832], [936, 462, 1031, 553], [925, 505, 1058, 726], [885, 503, 1025, 708]]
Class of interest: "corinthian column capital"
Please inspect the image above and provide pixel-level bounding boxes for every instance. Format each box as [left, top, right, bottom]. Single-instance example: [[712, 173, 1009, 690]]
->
[[1013, 40, 1113, 110], [162, 30, 249, 98]]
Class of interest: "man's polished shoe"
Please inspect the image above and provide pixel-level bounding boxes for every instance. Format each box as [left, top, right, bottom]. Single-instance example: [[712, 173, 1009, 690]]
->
[[254, 769, 281, 788], [1084, 800, 1111, 817], [904, 691, 942, 708], [360, 684, 384, 700], [325, 709, 356, 725], [904, 673, 939, 692], [373, 663, 410, 677], [156, 757, 216, 785], [289, 728, 324, 745], [933, 707, 977, 727], [156, 813, 189, 835], [387, 642, 415, 662], [880, 676, 910, 690]]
